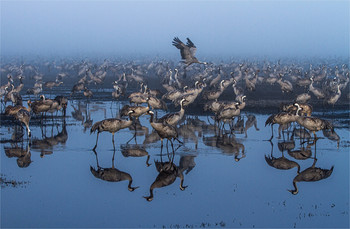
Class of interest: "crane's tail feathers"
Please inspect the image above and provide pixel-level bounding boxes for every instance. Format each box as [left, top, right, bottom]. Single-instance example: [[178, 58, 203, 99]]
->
[[264, 155, 274, 167], [90, 166, 99, 178], [324, 120, 334, 132], [90, 121, 102, 134], [265, 114, 275, 126], [324, 166, 334, 179]]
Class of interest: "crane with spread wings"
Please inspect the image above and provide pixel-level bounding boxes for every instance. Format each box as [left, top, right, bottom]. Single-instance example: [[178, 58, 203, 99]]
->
[[172, 37, 207, 67]]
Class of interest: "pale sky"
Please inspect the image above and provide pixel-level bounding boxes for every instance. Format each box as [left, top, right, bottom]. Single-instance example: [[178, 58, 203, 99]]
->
[[1, 0, 349, 58]]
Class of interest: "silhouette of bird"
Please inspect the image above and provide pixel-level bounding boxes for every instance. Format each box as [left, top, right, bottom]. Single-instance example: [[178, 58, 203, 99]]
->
[[120, 144, 151, 167], [90, 149, 139, 192], [265, 142, 300, 172], [143, 161, 187, 201], [288, 158, 334, 195]]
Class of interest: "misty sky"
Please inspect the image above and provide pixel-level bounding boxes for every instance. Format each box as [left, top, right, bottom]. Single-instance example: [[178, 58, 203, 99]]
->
[[1, 0, 349, 58]]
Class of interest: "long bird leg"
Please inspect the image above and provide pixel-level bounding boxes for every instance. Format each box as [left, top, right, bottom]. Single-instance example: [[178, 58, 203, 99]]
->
[[126, 134, 136, 144], [134, 134, 138, 144], [24, 123, 31, 138], [268, 125, 274, 141], [160, 138, 164, 157], [92, 149, 101, 168], [166, 138, 169, 148], [41, 125, 45, 138], [93, 132, 100, 150], [175, 137, 183, 145], [174, 144, 182, 153], [270, 141, 274, 157], [112, 132, 115, 151], [207, 116, 214, 125], [112, 144, 116, 167], [132, 119, 138, 142], [277, 125, 282, 139], [170, 139, 175, 154], [166, 140, 171, 160]]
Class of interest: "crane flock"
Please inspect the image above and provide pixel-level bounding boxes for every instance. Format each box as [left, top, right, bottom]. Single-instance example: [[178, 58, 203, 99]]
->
[[1, 37, 347, 198]]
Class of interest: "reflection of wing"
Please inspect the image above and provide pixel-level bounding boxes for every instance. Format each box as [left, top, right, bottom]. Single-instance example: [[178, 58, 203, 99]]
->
[[172, 37, 193, 60], [186, 38, 197, 56]]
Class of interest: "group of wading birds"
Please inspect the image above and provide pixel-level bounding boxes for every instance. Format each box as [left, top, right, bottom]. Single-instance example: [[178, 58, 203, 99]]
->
[[0, 37, 345, 199], [1, 37, 345, 144]]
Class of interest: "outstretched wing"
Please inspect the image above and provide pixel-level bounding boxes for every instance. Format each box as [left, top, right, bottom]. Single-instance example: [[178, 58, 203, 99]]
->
[[172, 37, 186, 50], [172, 37, 193, 61], [186, 38, 197, 57]]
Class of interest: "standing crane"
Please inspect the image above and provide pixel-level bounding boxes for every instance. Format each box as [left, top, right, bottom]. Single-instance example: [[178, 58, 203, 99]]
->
[[90, 110, 134, 150]]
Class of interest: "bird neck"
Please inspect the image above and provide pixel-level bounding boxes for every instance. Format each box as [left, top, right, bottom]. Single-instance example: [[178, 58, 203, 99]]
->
[[146, 188, 154, 201], [26, 105, 32, 112], [128, 112, 134, 120], [149, 113, 154, 123], [178, 172, 186, 190], [309, 82, 314, 90], [180, 101, 185, 112], [127, 178, 134, 191], [291, 181, 299, 194], [295, 104, 301, 116], [220, 82, 224, 90]]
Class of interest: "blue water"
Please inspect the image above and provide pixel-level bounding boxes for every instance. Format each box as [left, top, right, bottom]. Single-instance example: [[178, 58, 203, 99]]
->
[[1, 100, 349, 228]]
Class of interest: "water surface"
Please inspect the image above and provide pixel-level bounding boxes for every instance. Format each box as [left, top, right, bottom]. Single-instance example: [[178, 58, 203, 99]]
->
[[1, 100, 349, 228]]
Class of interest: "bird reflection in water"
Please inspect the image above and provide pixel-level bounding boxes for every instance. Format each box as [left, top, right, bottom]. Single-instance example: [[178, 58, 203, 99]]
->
[[230, 114, 260, 138], [231, 116, 245, 134], [127, 118, 149, 144], [143, 130, 161, 145], [177, 123, 199, 149], [4, 140, 32, 168], [143, 151, 187, 202], [177, 116, 207, 146], [265, 142, 300, 172], [186, 116, 206, 137], [71, 102, 84, 124], [31, 121, 67, 157], [7, 125, 26, 142], [322, 128, 340, 148], [287, 140, 316, 160], [291, 127, 311, 142], [83, 103, 93, 133], [90, 149, 139, 192], [179, 154, 196, 175], [217, 134, 245, 162], [120, 143, 151, 167], [243, 114, 260, 138], [203, 134, 245, 162], [288, 140, 334, 195]]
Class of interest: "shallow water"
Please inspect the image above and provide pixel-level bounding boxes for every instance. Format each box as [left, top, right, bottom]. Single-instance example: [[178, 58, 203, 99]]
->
[[1, 100, 349, 228]]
